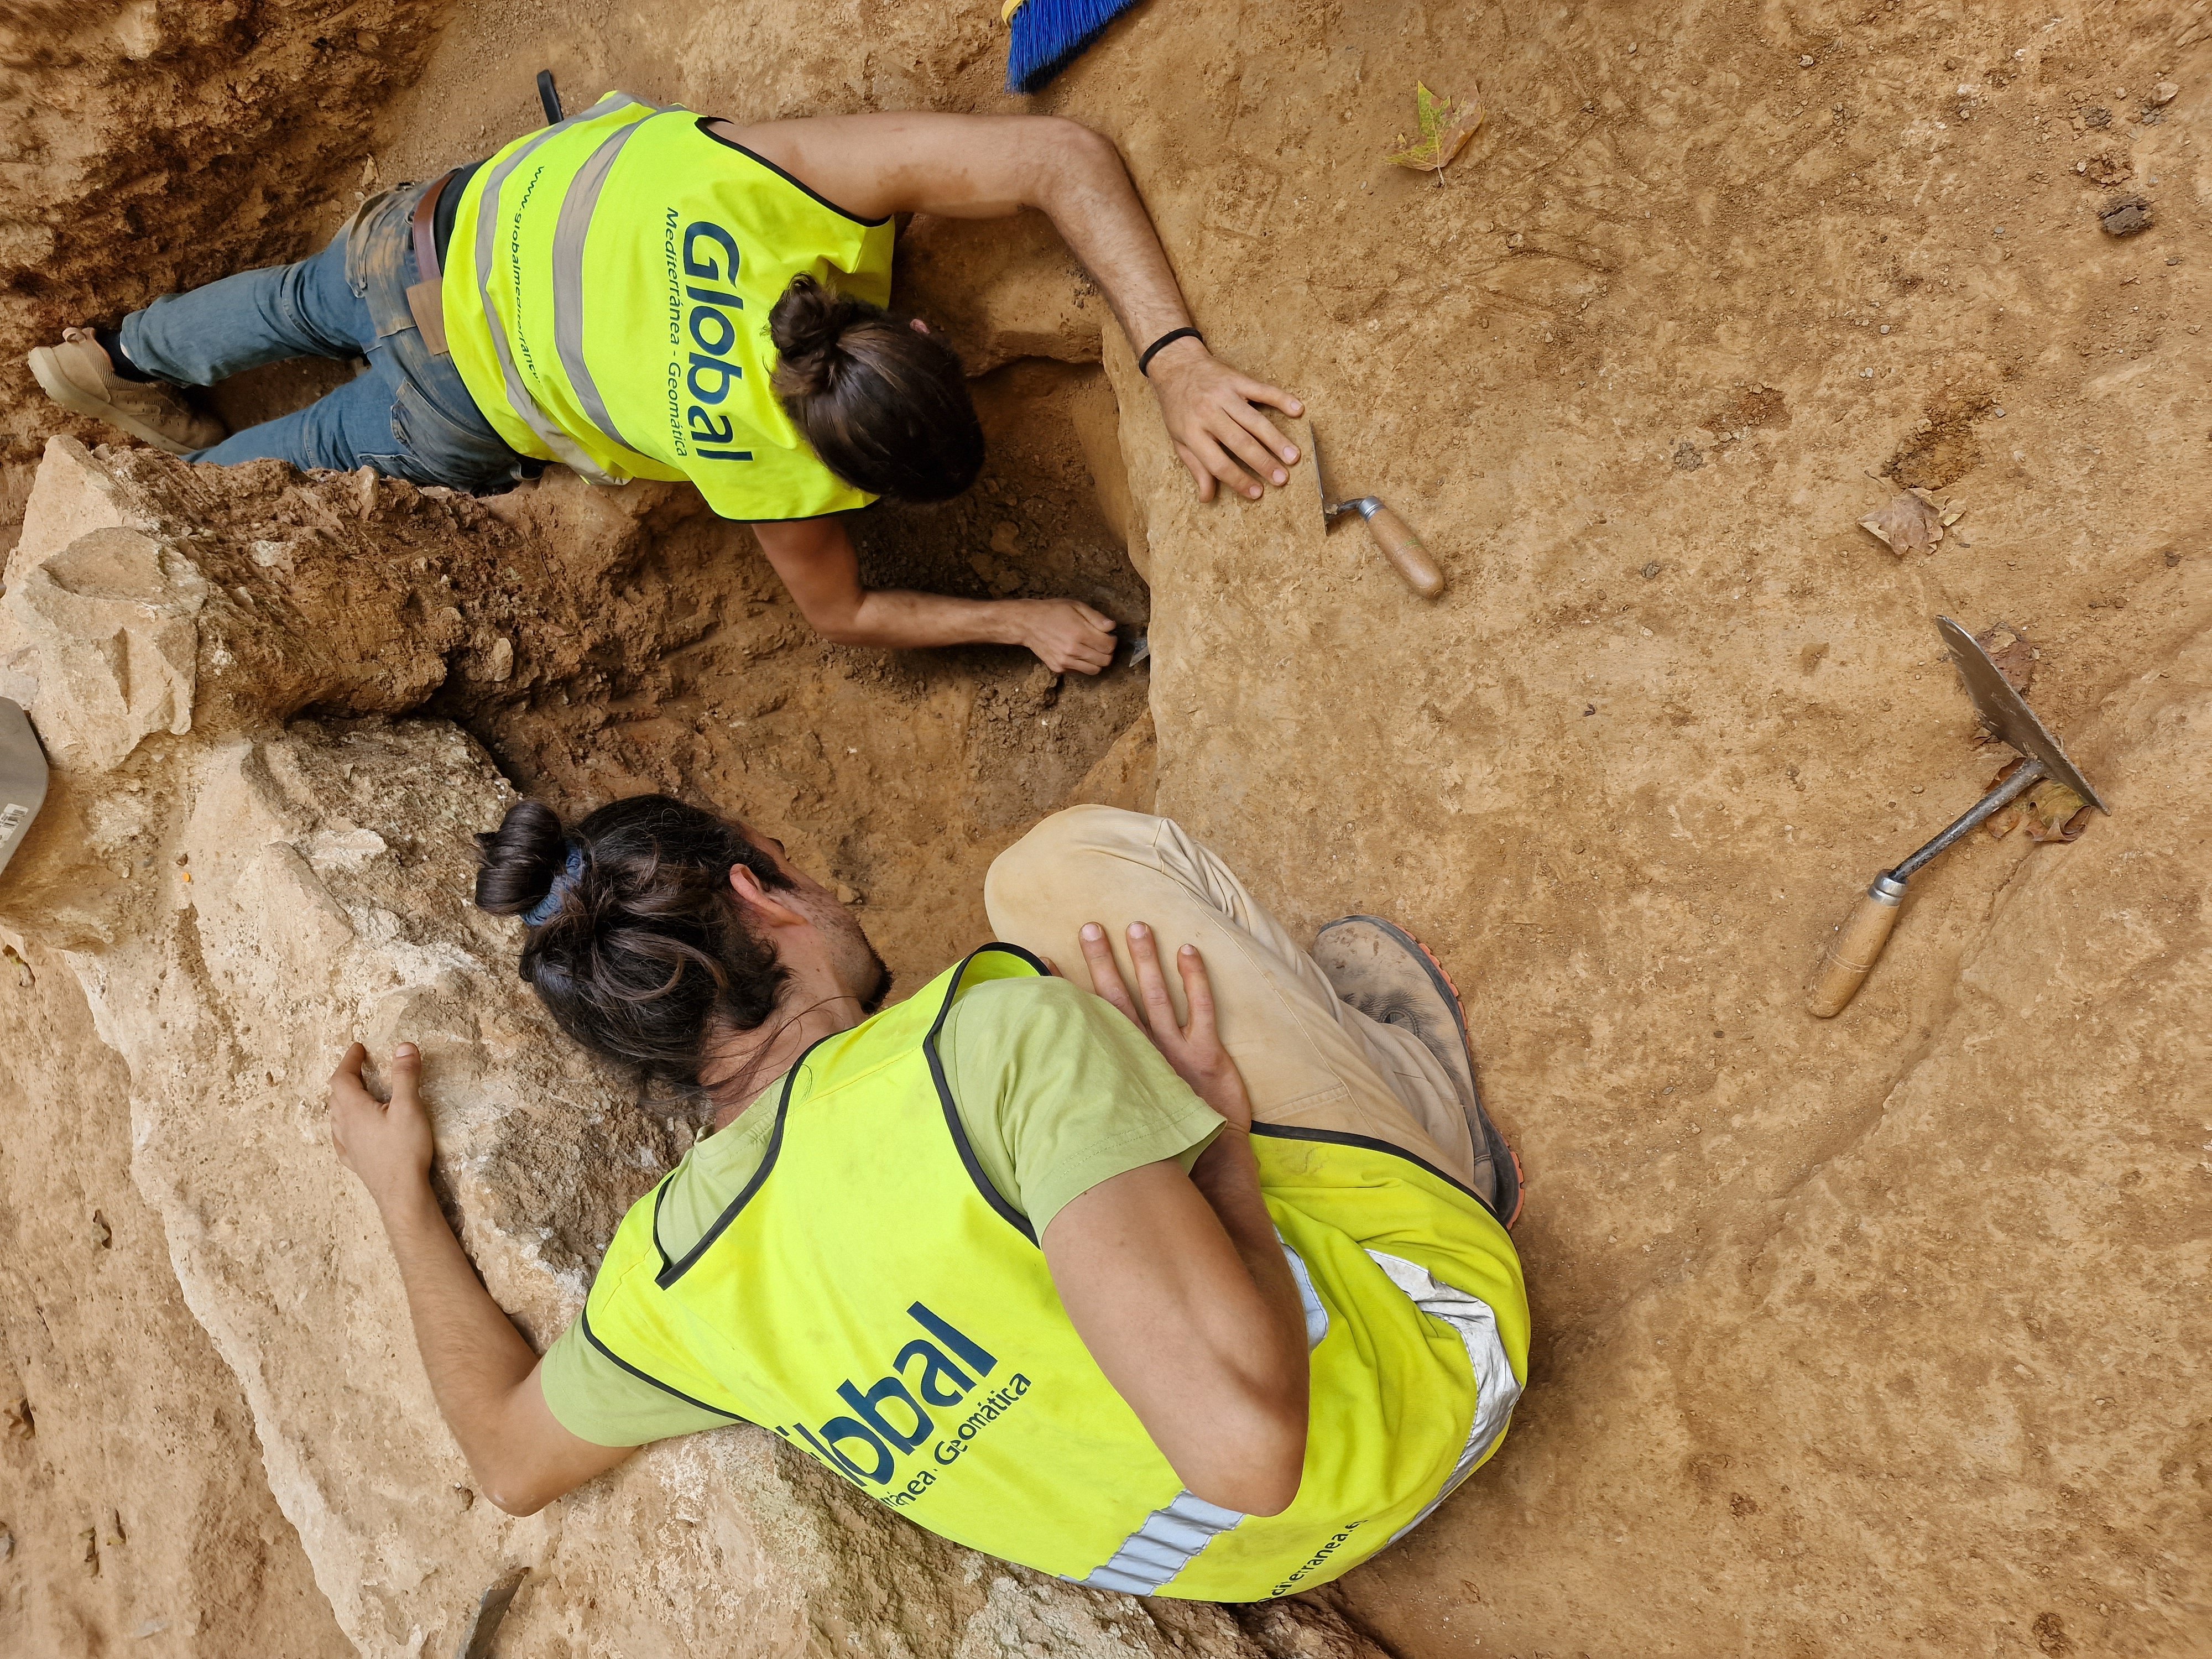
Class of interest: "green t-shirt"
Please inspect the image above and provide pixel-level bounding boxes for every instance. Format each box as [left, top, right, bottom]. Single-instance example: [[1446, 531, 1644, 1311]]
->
[[539, 976, 1224, 1446]]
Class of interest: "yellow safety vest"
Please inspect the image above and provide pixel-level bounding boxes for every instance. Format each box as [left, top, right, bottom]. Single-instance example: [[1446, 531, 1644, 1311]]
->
[[441, 92, 896, 520], [581, 947, 1530, 1601]]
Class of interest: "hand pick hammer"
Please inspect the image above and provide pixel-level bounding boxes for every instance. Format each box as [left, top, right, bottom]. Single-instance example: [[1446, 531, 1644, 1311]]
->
[[1806, 615, 2109, 1018]]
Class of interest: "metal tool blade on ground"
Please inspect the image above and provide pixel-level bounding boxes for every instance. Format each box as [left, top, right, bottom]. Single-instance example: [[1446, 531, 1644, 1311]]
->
[[1806, 615, 2109, 1018], [1309, 423, 1446, 600]]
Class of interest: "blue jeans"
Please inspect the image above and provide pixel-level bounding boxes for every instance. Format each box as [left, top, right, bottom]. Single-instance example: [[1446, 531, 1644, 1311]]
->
[[117, 180, 534, 492]]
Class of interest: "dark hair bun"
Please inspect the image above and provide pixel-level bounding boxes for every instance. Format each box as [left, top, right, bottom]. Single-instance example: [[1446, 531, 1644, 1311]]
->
[[473, 800, 570, 917], [767, 273, 983, 504], [473, 795, 805, 1107], [768, 274, 869, 396]]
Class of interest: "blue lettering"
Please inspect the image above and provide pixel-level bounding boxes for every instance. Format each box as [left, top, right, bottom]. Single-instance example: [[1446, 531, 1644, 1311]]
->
[[690, 305, 737, 357], [896, 1338, 973, 1407], [813, 1415, 894, 1484], [682, 221, 741, 283], [686, 408, 734, 445], [836, 1375, 933, 1454], [907, 1303, 997, 1375], [687, 353, 740, 404]]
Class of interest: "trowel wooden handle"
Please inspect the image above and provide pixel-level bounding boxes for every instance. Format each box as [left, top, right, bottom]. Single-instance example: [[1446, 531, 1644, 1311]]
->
[[1807, 877, 1906, 1018], [1363, 506, 1445, 599]]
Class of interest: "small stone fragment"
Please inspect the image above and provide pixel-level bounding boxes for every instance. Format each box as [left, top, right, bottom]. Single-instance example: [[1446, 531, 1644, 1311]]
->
[[91, 1209, 111, 1249], [2099, 195, 2152, 237], [834, 881, 861, 906], [1672, 440, 1704, 471], [2081, 105, 2111, 128], [2153, 80, 2179, 105], [2, 1399, 32, 1441], [486, 637, 514, 682], [1798, 54, 1814, 66], [2084, 148, 2132, 186]]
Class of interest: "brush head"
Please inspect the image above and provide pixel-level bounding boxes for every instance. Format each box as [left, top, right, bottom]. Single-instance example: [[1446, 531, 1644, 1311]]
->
[[1004, 0, 1146, 93]]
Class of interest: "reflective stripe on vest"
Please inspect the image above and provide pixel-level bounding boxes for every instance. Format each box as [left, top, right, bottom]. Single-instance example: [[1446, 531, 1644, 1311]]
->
[[468, 93, 655, 483], [578, 947, 1532, 1601], [550, 112, 654, 458]]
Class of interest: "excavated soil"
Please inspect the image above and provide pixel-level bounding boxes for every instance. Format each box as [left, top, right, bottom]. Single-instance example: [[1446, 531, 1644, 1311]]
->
[[4, 1, 2210, 1655]]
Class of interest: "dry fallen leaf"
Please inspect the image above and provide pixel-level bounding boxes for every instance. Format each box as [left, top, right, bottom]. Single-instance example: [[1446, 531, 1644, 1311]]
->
[[2022, 781, 2091, 843], [1386, 82, 1485, 174], [1859, 488, 1945, 555], [1984, 773, 2091, 843]]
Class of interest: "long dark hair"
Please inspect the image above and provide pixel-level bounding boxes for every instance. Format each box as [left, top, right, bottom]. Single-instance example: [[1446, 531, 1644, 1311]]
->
[[769, 274, 984, 501], [473, 796, 792, 1102]]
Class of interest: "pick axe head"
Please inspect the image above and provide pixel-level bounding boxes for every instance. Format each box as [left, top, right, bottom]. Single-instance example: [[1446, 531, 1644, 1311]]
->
[[1937, 616, 2106, 811]]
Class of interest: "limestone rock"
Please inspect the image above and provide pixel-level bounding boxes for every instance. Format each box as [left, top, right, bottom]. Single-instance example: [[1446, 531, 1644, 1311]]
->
[[0, 435, 1366, 1659]]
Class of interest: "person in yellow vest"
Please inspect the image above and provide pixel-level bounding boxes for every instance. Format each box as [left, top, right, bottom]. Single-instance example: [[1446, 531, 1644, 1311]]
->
[[27, 97, 1306, 676], [327, 796, 1527, 1600]]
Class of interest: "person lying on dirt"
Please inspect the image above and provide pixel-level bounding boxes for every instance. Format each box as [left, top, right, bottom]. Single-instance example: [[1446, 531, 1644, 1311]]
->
[[327, 796, 1528, 1601], [28, 101, 1305, 677]]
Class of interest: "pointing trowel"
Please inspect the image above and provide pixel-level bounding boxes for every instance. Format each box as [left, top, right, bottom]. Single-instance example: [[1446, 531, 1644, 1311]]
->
[[1311, 424, 1445, 600]]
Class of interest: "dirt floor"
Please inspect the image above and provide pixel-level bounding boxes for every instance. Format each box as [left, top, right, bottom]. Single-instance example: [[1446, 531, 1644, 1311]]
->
[[3, 0, 2210, 1654]]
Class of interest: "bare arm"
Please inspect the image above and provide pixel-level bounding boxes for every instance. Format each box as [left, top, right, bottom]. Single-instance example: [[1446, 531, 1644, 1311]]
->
[[1044, 1148, 1308, 1515], [752, 515, 1115, 674], [328, 1043, 635, 1516], [718, 113, 1306, 503], [1051, 924, 1311, 1515]]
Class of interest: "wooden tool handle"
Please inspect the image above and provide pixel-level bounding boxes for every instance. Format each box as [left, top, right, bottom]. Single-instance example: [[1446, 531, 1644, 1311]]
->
[[1363, 506, 1446, 599], [1806, 880, 1905, 1018]]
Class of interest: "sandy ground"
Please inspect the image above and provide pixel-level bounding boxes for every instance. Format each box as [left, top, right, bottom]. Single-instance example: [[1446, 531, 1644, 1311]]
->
[[2, 0, 2209, 1653]]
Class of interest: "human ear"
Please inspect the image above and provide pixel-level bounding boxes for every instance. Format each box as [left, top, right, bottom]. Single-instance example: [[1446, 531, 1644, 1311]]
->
[[728, 863, 808, 927]]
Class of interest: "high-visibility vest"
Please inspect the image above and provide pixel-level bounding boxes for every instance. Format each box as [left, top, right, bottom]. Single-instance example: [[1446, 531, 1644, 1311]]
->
[[441, 92, 896, 520], [581, 947, 1529, 1601]]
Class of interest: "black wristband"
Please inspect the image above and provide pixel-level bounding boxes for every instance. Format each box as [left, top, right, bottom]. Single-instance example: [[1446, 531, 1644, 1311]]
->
[[1136, 326, 1203, 377]]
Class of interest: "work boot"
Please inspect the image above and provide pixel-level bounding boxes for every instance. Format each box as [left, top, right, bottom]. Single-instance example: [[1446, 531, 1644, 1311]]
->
[[26, 328, 225, 456], [1311, 915, 1524, 1229]]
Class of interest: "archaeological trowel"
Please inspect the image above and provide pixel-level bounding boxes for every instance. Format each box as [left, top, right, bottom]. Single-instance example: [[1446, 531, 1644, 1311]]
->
[[1311, 424, 1446, 599], [1806, 615, 2108, 1018]]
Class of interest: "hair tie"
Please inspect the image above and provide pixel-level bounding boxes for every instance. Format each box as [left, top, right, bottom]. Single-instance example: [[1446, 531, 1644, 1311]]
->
[[523, 842, 586, 927]]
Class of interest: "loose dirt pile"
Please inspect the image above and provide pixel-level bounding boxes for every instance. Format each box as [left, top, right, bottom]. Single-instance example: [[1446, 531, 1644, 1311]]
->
[[3, 1, 2209, 1656]]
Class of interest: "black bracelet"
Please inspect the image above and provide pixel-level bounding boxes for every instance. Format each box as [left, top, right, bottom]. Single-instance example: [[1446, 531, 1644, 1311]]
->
[[1136, 326, 1204, 377]]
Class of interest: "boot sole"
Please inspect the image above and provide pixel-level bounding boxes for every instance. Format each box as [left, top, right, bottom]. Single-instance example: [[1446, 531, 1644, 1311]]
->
[[27, 347, 195, 456], [1314, 914, 1525, 1231]]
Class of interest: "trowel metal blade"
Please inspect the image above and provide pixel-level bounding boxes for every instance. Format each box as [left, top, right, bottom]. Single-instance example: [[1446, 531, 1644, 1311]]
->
[[1937, 615, 2107, 812], [1310, 423, 1339, 524]]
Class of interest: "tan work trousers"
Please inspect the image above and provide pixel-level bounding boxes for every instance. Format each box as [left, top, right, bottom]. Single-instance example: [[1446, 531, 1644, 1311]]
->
[[983, 805, 1480, 1191]]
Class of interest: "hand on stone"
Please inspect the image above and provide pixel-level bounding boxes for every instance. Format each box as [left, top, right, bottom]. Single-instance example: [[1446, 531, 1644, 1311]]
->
[[328, 1041, 435, 1209], [1076, 922, 1253, 1131], [1146, 338, 1303, 504]]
